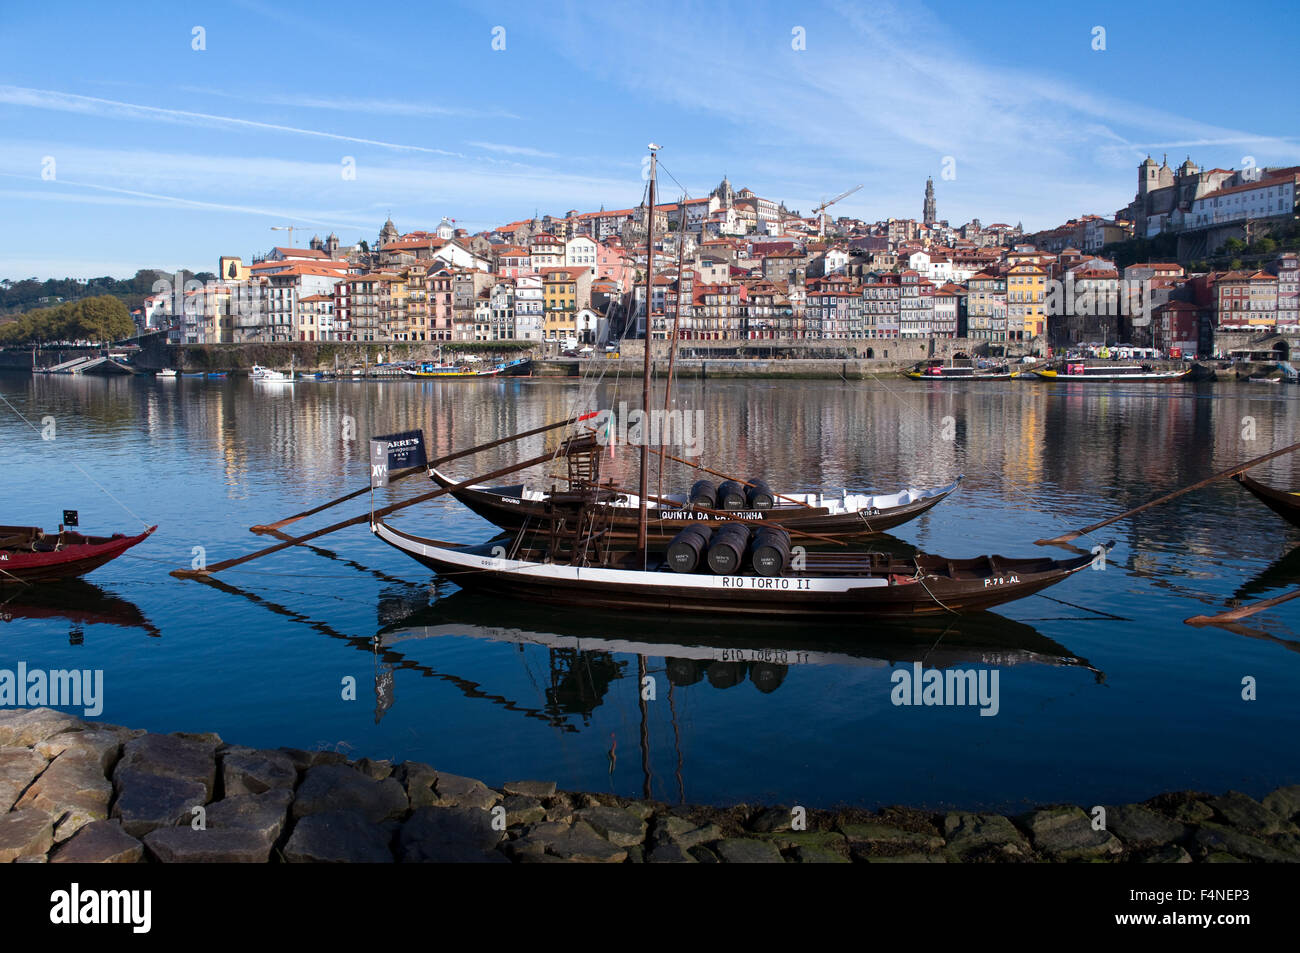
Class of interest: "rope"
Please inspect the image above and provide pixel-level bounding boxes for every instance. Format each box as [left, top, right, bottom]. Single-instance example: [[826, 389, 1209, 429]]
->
[[0, 390, 151, 531]]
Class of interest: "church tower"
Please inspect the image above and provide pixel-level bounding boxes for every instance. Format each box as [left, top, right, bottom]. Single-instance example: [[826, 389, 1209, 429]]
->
[[923, 177, 937, 226]]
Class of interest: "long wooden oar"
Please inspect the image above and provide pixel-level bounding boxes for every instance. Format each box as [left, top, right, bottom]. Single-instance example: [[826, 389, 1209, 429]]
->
[[1185, 586, 1300, 626], [250, 413, 595, 534], [174, 449, 559, 579], [1036, 441, 1300, 546]]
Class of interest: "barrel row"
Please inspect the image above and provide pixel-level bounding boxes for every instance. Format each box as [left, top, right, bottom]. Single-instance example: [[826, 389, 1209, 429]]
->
[[667, 523, 793, 577], [689, 478, 775, 511]]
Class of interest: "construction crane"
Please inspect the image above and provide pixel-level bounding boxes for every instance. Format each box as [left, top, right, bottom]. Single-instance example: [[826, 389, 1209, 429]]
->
[[813, 185, 862, 238], [270, 225, 306, 249]]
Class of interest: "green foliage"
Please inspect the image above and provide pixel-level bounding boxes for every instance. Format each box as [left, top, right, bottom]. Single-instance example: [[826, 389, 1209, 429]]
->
[[0, 295, 135, 345], [0, 269, 177, 316]]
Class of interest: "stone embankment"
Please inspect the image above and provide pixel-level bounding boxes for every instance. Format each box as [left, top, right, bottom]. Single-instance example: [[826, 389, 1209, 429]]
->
[[2, 709, 1298, 863]]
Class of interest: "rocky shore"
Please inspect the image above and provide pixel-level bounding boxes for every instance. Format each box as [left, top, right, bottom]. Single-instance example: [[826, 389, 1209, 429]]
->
[[2, 708, 1298, 863]]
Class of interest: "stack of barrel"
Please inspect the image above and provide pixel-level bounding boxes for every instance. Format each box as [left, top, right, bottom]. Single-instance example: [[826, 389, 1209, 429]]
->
[[689, 479, 776, 511], [666, 522, 792, 577]]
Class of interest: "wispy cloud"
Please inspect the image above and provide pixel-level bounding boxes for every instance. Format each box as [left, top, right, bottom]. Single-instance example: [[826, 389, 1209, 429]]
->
[[467, 141, 561, 159], [0, 86, 466, 157], [178, 86, 521, 121]]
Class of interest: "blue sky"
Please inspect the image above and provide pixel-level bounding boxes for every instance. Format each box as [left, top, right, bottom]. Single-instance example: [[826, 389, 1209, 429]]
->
[[1, 0, 1296, 279]]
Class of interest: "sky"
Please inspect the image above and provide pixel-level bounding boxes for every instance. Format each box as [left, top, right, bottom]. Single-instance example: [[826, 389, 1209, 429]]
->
[[1, 0, 1297, 279]]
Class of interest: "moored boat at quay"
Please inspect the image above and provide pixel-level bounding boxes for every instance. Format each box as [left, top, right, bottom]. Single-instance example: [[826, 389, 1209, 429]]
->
[[403, 357, 532, 379], [1031, 361, 1191, 382], [0, 524, 156, 584], [906, 358, 1016, 381]]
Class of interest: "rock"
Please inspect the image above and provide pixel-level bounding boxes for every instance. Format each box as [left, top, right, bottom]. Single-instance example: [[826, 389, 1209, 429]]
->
[[207, 789, 293, 846], [576, 805, 647, 848], [144, 828, 272, 863], [504, 820, 572, 861], [1263, 787, 1300, 823], [1170, 799, 1215, 824], [646, 841, 695, 863], [0, 746, 49, 812], [840, 822, 942, 852], [50, 821, 143, 864], [623, 801, 657, 821], [716, 838, 784, 863], [35, 730, 121, 774], [653, 816, 722, 850], [0, 708, 84, 747], [172, 731, 223, 747], [1193, 822, 1295, 862], [1104, 805, 1186, 846], [689, 845, 722, 863], [865, 852, 947, 863], [1135, 845, 1192, 863], [546, 821, 627, 863], [764, 830, 849, 851], [503, 780, 556, 799], [221, 749, 297, 797], [1020, 806, 1123, 860], [746, 806, 792, 832], [1209, 791, 1291, 835], [1203, 852, 1246, 863], [543, 793, 576, 824], [16, 750, 113, 841], [292, 764, 408, 823], [117, 733, 219, 800], [502, 794, 546, 827], [395, 761, 439, 809], [943, 813, 1031, 860], [110, 770, 208, 839], [0, 807, 53, 862], [278, 747, 347, 772], [353, 758, 393, 780], [398, 807, 508, 863], [283, 811, 394, 863], [432, 772, 500, 811], [797, 845, 851, 863]]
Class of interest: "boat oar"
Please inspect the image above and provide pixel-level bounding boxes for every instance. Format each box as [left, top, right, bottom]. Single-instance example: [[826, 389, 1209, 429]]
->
[[249, 413, 595, 533], [174, 449, 559, 579], [1035, 441, 1300, 546], [1184, 586, 1300, 627]]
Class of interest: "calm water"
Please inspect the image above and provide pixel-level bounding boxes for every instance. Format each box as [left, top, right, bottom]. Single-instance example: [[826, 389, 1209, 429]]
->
[[2, 369, 1298, 814]]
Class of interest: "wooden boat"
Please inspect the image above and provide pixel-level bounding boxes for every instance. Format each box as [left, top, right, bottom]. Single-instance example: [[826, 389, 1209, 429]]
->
[[1233, 472, 1300, 528], [429, 466, 961, 540], [0, 524, 156, 584], [403, 357, 531, 379], [906, 359, 1014, 381], [372, 522, 1106, 618], [1032, 362, 1190, 382]]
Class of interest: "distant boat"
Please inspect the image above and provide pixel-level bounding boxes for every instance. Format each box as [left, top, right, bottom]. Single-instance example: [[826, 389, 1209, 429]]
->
[[0, 524, 156, 584], [403, 357, 532, 379], [155, 368, 177, 378], [1248, 376, 1281, 385], [206, 372, 228, 379], [1032, 362, 1191, 382], [906, 359, 1014, 381], [251, 362, 294, 383]]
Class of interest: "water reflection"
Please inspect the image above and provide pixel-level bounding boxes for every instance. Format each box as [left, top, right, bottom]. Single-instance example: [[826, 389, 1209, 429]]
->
[[0, 580, 160, 640]]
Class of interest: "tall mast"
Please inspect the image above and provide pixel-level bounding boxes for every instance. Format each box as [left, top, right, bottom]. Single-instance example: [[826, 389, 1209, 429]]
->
[[638, 144, 660, 556]]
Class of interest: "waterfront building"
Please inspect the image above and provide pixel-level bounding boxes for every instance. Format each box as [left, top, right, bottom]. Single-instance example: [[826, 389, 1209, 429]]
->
[[967, 270, 1007, 342], [1006, 260, 1048, 340]]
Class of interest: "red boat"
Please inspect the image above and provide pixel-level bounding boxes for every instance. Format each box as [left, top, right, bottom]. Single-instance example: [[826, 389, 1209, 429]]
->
[[0, 525, 156, 584]]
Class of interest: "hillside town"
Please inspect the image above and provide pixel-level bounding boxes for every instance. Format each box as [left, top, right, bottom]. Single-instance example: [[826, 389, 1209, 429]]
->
[[139, 157, 1300, 359]]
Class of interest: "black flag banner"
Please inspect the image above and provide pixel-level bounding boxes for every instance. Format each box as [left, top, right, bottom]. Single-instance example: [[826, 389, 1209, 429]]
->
[[373, 430, 428, 470]]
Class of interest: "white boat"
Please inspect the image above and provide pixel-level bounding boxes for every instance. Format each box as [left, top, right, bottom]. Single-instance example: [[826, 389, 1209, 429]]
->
[[251, 362, 294, 383], [155, 368, 177, 378]]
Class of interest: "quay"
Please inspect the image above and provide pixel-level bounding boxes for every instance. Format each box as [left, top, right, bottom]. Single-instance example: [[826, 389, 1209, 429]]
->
[[3, 708, 1297, 863]]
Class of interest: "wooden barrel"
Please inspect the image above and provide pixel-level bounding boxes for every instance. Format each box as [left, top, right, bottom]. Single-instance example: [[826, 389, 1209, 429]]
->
[[706, 524, 751, 574], [716, 480, 747, 510], [749, 526, 792, 576], [746, 478, 775, 509], [689, 480, 717, 509], [666, 526, 710, 574]]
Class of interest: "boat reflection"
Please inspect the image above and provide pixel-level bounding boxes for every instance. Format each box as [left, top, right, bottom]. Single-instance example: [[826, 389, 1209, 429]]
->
[[378, 589, 1102, 706], [0, 580, 161, 640]]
